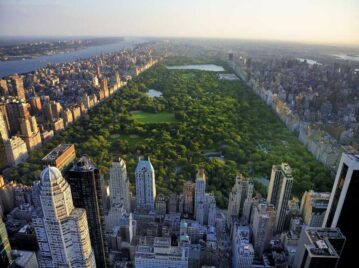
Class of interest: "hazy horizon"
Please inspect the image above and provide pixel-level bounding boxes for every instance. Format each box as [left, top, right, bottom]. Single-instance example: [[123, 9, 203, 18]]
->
[[1, 0, 358, 46]]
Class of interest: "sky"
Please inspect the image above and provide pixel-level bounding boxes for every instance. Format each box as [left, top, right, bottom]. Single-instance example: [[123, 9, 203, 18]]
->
[[0, 0, 358, 45]]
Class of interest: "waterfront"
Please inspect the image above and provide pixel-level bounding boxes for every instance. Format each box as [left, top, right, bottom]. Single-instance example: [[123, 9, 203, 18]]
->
[[0, 37, 146, 77]]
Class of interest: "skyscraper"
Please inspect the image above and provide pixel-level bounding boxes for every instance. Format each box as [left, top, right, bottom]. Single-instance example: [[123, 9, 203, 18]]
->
[[32, 166, 96, 267], [251, 200, 276, 258], [135, 156, 156, 211], [300, 191, 330, 227], [194, 169, 206, 217], [323, 153, 359, 267], [183, 181, 195, 215], [67, 156, 108, 268], [0, 216, 12, 267], [109, 158, 130, 212], [227, 173, 254, 227], [293, 227, 346, 268], [267, 163, 293, 233]]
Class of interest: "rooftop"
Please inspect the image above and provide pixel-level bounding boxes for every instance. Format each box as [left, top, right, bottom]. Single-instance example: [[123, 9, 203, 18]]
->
[[42, 144, 74, 161]]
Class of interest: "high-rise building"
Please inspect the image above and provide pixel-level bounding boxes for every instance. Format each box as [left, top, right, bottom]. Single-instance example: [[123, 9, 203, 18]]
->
[[0, 80, 8, 96], [67, 156, 108, 268], [208, 198, 217, 227], [10, 75, 26, 101], [251, 201, 276, 258], [232, 224, 254, 268], [194, 169, 206, 217], [32, 166, 96, 267], [293, 227, 346, 268], [227, 173, 253, 227], [267, 163, 293, 233], [168, 193, 178, 213], [300, 191, 330, 227], [109, 158, 131, 212], [0, 216, 12, 267], [183, 181, 194, 215], [4, 136, 28, 166], [42, 144, 76, 173], [323, 153, 359, 267], [155, 194, 167, 215], [135, 157, 156, 211], [20, 116, 42, 151]]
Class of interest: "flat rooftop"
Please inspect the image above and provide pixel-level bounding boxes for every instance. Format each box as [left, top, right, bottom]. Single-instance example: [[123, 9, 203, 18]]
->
[[42, 144, 74, 161]]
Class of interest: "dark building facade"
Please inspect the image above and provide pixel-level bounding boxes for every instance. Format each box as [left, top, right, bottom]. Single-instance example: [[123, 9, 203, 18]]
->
[[67, 155, 108, 268]]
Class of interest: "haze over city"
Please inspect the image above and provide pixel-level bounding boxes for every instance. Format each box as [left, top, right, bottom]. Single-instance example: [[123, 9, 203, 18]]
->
[[0, 1, 359, 268], [1, 0, 359, 45]]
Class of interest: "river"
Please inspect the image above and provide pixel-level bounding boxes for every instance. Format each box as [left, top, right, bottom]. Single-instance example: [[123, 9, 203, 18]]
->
[[0, 37, 146, 78]]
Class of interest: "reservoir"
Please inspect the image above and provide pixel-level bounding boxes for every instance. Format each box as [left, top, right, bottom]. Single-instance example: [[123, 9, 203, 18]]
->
[[147, 89, 163, 97], [0, 37, 146, 78], [167, 64, 224, 72]]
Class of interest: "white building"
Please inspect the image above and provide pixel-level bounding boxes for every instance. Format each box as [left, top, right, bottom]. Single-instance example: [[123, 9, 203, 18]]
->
[[232, 224, 254, 268], [135, 157, 156, 211], [109, 158, 131, 212], [32, 166, 96, 268], [135, 237, 188, 268]]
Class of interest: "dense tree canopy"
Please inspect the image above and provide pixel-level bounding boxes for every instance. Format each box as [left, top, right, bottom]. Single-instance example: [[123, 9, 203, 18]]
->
[[8, 57, 333, 208]]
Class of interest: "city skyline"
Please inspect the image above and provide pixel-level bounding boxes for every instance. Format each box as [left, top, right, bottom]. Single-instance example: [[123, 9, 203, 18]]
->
[[0, 0, 359, 46]]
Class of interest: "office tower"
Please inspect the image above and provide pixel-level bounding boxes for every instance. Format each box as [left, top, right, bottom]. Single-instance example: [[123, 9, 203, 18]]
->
[[168, 193, 178, 213], [323, 153, 359, 267], [183, 181, 194, 215], [227, 173, 254, 227], [20, 116, 41, 151], [208, 198, 217, 227], [0, 216, 12, 267], [194, 168, 206, 216], [293, 227, 346, 268], [67, 156, 107, 268], [105, 203, 126, 232], [155, 194, 167, 215], [4, 136, 28, 166], [42, 144, 76, 173], [109, 158, 130, 212], [135, 156, 156, 211], [300, 191, 330, 227], [196, 202, 205, 225], [135, 237, 189, 268], [10, 75, 26, 101], [32, 166, 96, 267], [267, 163, 294, 233], [232, 224, 254, 268], [0, 80, 8, 96], [251, 201, 276, 258]]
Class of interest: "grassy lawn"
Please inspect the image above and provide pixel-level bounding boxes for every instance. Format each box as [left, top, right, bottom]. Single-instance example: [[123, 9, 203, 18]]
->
[[109, 134, 142, 145], [131, 111, 176, 124]]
